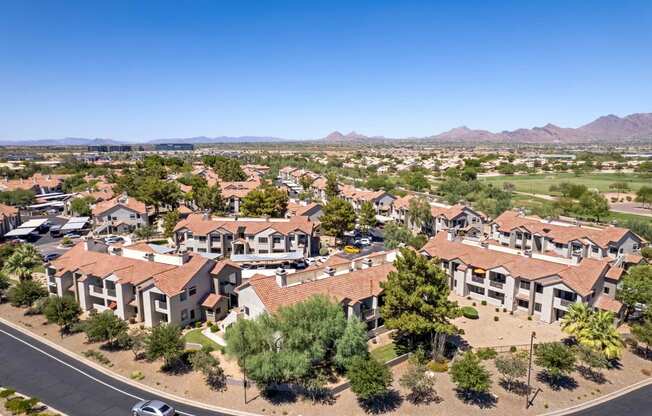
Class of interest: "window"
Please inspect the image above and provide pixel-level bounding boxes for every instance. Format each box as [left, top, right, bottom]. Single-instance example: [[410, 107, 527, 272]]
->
[[259, 249, 268, 254], [244, 306, 250, 316], [535, 283, 543, 294], [609, 246, 618, 255], [198, 236, 207, 242], [181, 309, 188, 320], [198, 248, 207, 253], [592, 246, 599, 253], [517, 299, 529, 309], [534, 303, 542, 312], [520, 281, 530, 290], [603, 286, 610, 294], [180, 292, 187, 302], [258, 237, 268, 244], [129, 214, 136, 219], [189, 286, 196, 296], [190, 309, 195, 320], [273, 236, 282, 244], [453, 279, 457, 287], [212, 234, 221, 241], [555, 243, 564, 249]]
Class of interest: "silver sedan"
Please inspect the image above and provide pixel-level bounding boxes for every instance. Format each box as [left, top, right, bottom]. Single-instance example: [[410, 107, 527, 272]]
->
[[131, 399, 176, 416]]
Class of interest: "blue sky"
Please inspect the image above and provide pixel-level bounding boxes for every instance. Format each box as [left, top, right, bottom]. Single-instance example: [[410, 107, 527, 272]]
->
[[1, 0, 651, 140]]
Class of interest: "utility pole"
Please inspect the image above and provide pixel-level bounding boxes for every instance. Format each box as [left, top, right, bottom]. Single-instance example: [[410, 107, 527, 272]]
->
[[525, 331, 536, 409]]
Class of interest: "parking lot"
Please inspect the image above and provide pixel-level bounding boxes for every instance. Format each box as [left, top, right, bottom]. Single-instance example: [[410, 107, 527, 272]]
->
[[10, 214, 71, 257]]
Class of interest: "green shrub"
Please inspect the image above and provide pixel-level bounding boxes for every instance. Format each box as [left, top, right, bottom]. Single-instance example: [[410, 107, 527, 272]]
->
[[195, 321, 202, 328], [527, 316, 532, 321], [481, 300, 487, 306], [466, 296, 471, 300], [475, 347, 497, 360], [495, 307, 499, 312], [0, 388, 16, 398], [461, 306, 479, 319], [502, 308, 507, 313], [5, 397, 39, 414], [319, 247, 329, 256], [494, 316, 499, 322], [426, 360, 449, 372], [210, 325, 218, 333], [472, 302, 476, 306], [130, 371, 145, 380], [82, 349, 112, 367], [509, 346, 517, 353]]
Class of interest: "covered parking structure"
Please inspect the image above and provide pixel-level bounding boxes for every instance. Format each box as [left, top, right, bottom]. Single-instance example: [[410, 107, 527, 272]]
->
[[60, 216, 90, 233]]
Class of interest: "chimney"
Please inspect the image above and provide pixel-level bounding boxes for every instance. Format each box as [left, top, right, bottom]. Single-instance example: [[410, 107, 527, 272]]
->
[[361, 258, 373, 269], [202, 211, 209, 221], [275, 268, 288, 287], [323, 266, 336, 278], [447, 229, 455, 241]]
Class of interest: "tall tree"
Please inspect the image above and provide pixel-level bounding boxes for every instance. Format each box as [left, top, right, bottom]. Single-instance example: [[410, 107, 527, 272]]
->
[[609, 182, 630, 198], [134, 225, 155, 241], [560, 302, 593, 337], [320, 197, 356, 242], [83, 310, 129, 347], [0, 271, 10, 302], [334, 317, 369, 370], [617, 265, 652, 318], [577, 191, 609, 222], [494, 352, 527, 392], [162, 211, 180, 239], [145, 323, 185, 368], [8, 279, 47, 307], [407, 197, 433, 232], [534, 342, 576, 382], [380, 248, 459, 359], [43, 296, 82, 335], [577, 310, 623, 359], [347, 356, 393, 401], [619, 264, 652, 308], [69, 197, 92, 216], [325, 172, 339, 201], [240, 185, 288, 218], [358, 201, 376, 235], [450, 352, 492, 396]]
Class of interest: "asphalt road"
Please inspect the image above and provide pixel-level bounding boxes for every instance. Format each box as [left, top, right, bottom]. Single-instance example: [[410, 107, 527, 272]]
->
[[0, 321, 238, 416], [568, 384, 652, 416]]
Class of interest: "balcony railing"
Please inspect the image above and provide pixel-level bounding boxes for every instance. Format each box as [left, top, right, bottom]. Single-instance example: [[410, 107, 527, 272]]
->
[[89, 285, 104, 297], [471, 276, 484, 284], [154, 299, 168, 312], [106, 288, 117, 298], [489, 280, 504, 289], [361, 308, 377, 320], [559, 298, 574, 307]]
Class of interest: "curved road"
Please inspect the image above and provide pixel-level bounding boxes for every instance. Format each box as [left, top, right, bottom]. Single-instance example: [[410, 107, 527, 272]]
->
[[1, 320, 652, 416], [0, 321, 240, 416]]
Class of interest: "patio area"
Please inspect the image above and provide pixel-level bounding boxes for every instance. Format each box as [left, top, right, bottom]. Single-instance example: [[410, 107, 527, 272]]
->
[[451, 294, 564, 348]]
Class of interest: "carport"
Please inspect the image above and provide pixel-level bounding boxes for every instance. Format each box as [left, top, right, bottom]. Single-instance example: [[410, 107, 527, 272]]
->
[[4, 227, 37, 238], [60, 216, 90, 233]]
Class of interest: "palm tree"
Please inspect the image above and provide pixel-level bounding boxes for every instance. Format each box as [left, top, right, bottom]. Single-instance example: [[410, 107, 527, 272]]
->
[[3, 244, 42, 281], [578, 310, 623, 360], [560, 302, 592, 337]]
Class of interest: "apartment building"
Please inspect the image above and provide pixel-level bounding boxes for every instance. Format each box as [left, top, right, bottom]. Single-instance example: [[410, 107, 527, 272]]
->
[[234, 251, 397, 334], [46, 240, 241, 327], [0, 173, 67, 195], [173, 213, 317, 261], [286, 201, 324, 222], [390, 196, 486, 237], [220, 179, 260, 215], [421, 231, 632, 323], [339, 185, 396, 215], [92, 195, 152, 234], [491, 211, 645, 260], [0, 203, 22, 238]]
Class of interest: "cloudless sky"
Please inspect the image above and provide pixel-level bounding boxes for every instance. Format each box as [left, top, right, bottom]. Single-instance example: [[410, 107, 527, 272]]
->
[[1, 0, 651, 140]]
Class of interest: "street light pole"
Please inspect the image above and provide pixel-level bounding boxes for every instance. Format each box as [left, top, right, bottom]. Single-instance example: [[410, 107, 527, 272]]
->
[[525, 331, 536, 409]]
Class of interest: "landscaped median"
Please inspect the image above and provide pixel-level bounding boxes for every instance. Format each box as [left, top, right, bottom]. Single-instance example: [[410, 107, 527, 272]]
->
[[0, 387, 64, 416]]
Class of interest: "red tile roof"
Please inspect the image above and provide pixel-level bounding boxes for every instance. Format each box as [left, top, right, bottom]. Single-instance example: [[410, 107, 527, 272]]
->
[[174, 213, 315, 236], [241, 262, 394, 313]]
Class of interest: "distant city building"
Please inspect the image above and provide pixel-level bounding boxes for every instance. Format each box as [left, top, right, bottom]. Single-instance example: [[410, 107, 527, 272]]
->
[[154, 143, 195, 151], [87, 145, 133, 152]]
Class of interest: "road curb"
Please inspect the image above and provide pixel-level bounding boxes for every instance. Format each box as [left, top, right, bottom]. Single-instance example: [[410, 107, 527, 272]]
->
[[537, 377, 652, 416], [0, 387, 69, 416], [0, 317, 262, 416]]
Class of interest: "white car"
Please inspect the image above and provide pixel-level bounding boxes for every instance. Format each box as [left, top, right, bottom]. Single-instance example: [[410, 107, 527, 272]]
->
[[64, 233, 81, 239], [104, 236, 125, 244], [305, 257, 316, 265], [359, 238, 371, 246]]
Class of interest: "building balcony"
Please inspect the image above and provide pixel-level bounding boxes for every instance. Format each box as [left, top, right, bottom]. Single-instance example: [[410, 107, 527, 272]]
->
[[361, 308, 378, 321], [489, 280, 505, 290], [89, 285, 104, 297], [154, 299, 168, 313], [471, 275, 484, 284], [48, 279, 57, 287], [554, 297, 574, 310], [105, 288, 117, 298]]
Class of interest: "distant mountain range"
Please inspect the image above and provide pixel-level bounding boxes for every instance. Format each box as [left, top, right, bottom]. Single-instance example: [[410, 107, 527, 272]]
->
[[2, 112, 651, 146], [321, 112, 652, 144]]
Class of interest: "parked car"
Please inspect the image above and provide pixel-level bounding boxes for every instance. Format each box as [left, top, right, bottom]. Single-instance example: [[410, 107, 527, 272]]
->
[[104, 236, 125, 244], [42, 253, 61, 262], [359, 237, 371, 246], [131, 400, 175, 416], [305, 257, 316, 265], [64, 232, 81, 239], [344, 245, 361, 254], [49, 225, 63, 238], [294, 260, 307, 269]]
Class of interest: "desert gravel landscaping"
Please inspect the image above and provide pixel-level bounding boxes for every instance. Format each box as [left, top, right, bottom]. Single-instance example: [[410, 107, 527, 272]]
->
[[2, 302, 652, 416]]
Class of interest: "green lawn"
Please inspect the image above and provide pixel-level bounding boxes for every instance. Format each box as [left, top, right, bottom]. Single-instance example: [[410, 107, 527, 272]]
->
[[480, 172, 649, 194], [370, 343, 397, 363], [183, 328, 221, 350]]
